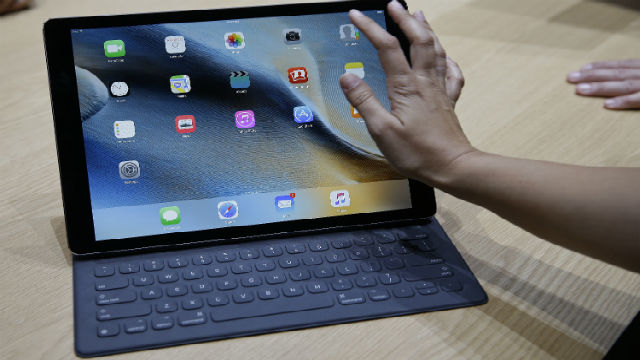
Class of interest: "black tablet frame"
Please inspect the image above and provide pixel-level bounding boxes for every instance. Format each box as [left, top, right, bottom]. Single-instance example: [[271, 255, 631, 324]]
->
[[43, 0, 436, 255]]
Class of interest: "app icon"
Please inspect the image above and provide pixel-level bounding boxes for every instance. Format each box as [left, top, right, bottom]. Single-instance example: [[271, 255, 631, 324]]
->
[[224, 32, 246, 49], [170, 75, 191, 94], [283, 28, 302, 44], [119, 160, 140, 179], [218, 201, 239, 219], [175, 115, 196, 133], [330, 190, 350, 207], [293, 106, 313, 123], [235, 110, 255, 128], [113, 120, 135, 138], [229, 71, 250, 89], [350, 105, 362, 118], [275, 194, 295, 211], [160, 206, 181, 226], [288, 67, 308, 83], [104, 40, 125, 57], [110, 82, 129, 97], [339, 24, 360, 41], [165, 36, 186, 54], [345, 62, 365, 79]]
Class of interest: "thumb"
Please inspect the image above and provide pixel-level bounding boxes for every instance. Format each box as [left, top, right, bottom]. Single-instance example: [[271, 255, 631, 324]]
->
[[339, 73, 392, 134]]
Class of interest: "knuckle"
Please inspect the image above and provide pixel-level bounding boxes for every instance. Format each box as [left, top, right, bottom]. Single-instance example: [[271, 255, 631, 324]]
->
[[412, 33, 435, 47], [379, 35, 401, 50], [349, 87, 376, 108]]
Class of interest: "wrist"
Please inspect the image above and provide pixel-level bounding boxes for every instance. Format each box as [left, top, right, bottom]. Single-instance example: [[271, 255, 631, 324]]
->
[[426, 148, 488, 191]]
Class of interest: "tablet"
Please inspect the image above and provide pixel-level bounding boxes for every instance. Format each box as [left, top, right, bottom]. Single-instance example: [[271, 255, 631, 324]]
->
[[43, 0, 435, 254]]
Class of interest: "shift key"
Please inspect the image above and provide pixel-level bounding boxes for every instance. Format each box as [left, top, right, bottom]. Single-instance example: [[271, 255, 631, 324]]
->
[[96, 303, 151, 320], [96, 290, 136, 305]]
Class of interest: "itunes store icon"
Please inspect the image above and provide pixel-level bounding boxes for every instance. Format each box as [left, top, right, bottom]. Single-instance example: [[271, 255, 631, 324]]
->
[[235, 110, 255, 128]]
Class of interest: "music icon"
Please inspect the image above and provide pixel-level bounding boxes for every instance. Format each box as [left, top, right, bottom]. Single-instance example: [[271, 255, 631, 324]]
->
[[330, 190, 351, 208], [235, 110, 255, 129]]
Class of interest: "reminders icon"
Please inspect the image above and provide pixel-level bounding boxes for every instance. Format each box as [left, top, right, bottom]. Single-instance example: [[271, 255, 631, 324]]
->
[[275, 195, 295, 212]]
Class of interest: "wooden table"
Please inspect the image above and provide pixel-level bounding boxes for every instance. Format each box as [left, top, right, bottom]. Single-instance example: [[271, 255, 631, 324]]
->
[[1, 0, 639, 358]]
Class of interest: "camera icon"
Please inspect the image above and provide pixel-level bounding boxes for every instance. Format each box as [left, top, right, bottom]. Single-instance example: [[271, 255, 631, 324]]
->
[[283, 28, 302, 44]]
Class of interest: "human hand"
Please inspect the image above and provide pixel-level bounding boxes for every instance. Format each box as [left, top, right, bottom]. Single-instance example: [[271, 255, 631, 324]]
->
[[339, 1, 475, 186], [567, 59, 640, 109]]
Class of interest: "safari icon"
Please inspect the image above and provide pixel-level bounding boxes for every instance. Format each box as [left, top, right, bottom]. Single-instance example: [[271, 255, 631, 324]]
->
[[160, 206, 181, 226]]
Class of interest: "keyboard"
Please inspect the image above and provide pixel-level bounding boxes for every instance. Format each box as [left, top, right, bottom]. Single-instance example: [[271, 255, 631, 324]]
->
[[74, 219, 487, 356]]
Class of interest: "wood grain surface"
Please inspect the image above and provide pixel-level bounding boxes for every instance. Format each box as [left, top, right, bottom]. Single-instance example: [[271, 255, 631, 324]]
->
[[0, 0, 638, 359]]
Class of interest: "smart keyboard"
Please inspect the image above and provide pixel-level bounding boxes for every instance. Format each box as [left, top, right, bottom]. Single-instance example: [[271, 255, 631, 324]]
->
[[74, 219, 487, 356]]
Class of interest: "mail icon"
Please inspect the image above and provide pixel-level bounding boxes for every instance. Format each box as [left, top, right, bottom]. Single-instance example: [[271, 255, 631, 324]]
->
[[275, 195, 295, 212]]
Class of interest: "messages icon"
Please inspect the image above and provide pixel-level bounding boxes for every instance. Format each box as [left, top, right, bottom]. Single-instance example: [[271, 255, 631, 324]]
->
[[104, 40, 125, 58], [160, 206, 181, 226]]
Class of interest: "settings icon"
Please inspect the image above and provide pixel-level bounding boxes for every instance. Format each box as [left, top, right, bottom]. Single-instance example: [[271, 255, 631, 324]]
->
[[118, 160, 140, 179]]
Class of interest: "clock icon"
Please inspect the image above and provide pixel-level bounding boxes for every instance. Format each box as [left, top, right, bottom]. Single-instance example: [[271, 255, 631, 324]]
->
[[110, 81, 129, 97]]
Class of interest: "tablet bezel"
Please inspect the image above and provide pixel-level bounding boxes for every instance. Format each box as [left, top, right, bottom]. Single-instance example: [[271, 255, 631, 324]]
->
[[43, 0, 436, 255]]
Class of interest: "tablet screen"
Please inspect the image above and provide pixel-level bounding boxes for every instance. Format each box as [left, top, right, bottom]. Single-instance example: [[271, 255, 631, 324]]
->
[[69, 9, 412, 240]]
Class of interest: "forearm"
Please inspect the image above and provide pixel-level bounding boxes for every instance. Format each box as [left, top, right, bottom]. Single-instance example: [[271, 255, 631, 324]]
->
[[434, 151, 640, 272]]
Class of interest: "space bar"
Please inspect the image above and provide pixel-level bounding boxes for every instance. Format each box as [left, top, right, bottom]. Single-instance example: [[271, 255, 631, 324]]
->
[[210, 294, 335, 322]]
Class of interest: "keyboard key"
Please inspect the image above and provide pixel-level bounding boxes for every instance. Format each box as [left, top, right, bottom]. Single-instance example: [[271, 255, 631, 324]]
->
[[239, 248, 260, 260], [262, 245, 283, 257], [417, 287, 439, 295], [355, 275, 377, 288], [156, 301, 178, 313], [143, 259, 164, 271], [353, 233, 374, 246], [410, 239, 435, 252], [207, 294, 229, 307], [337, 263, 359, 275], [326, 252, 346, 263], [415, 281, 436, 289], [96, 290, 136, 305], [286, 243, 306, 254], [258, 287, 280, 300], [392, 244, 410, 255], [207, 266, 228, 278], [266, 272, 287, 284], [303, 255, 323, 266], [307, 281, 329, 293], [191, 281, 213, 293], [378, 273, 401, 285], [152, 316, 174, 330], [393, 287, 415, 298], [406, 254, 443, 266], [166, 285, 188, 297], [373, 231, 396, 244], [94, 265, 115, 277], [255, 260, 276, 272], [367, 289, 390, 301], [397, 227, 429, 240], [314, 268, 335, 278], [337, 291, 365, 305], [308, 241, 329, 252], [193, 254, 212, 265], [217, 279, 238, 291], [96, 303, 151, 320], [215, 251, 236, 263], [141, 287, 162, 299], [283, 285, 304, 297], [289, 270, 311, 281], [231, 263, 252, 274], [439, 279, 462, 292], [360, 260, 381, 272], [95, 277, 128, 291], [331, 239, 352, 249], [279, 257, 299, 268], [183, 269, 203, 280], [331, 278, 353, 291], [402, 265, 452, 281], [124, 318, 147, 333], [349, 248, 369, 260], [168, 256, 189, 268], [372, 245, 392, 258], [179, 310, 207, 326], [119, 263, 139, 274], [182, 297, 204, 310], [133, 275, 154, 286], [383, 257, 404, 270], [210, 293, 334, 321], [232, 290, 254, 304], [158, 271, 179, 283], [97, 323, 119, 337], [241, 275, 262, 287]]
